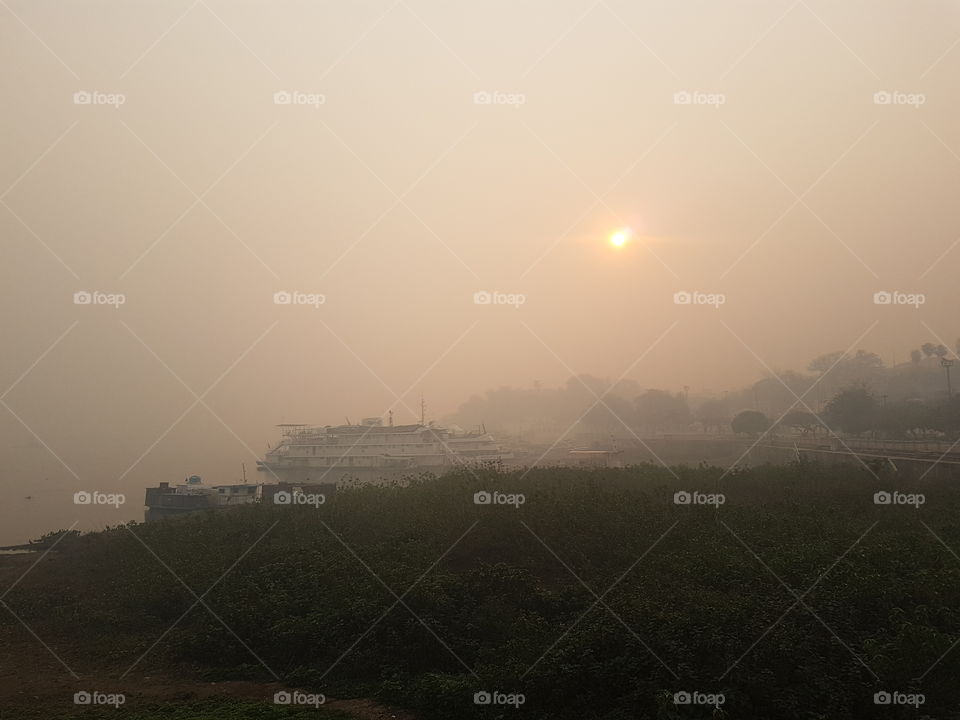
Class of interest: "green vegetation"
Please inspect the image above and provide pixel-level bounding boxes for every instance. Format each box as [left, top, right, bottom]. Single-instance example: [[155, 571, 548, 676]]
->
[[0, 698, 352, 720], [4, 463, 960, 719]]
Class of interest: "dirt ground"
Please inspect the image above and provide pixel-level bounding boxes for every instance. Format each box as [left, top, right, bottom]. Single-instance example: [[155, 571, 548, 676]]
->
[[0, 552, 415, 719]]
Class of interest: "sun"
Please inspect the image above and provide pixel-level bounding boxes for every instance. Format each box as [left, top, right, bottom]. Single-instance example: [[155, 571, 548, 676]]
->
[[609, 229, 630, 248]]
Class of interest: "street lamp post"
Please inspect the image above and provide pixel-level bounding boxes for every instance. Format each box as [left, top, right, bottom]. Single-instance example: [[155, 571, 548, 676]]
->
[[942, 358, 955, 399]]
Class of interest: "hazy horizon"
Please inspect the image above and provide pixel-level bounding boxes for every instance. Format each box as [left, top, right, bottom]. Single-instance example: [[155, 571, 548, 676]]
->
[[4, 0, 960, 543]]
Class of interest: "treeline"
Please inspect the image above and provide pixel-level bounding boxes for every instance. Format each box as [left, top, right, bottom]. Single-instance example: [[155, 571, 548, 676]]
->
[[447, 343, 960, 440], [5, 465, 960, 719]]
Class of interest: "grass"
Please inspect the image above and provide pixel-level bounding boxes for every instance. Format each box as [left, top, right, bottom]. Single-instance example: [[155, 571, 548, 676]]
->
[[2, 461, 959, 719]]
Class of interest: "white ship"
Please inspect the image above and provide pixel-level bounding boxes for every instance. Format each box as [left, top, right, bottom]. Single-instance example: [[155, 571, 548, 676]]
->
[[257, 416, 511, 484]]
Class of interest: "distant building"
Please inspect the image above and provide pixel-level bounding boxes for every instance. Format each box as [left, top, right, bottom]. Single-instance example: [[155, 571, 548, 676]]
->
[[143, 475, 335, 522]]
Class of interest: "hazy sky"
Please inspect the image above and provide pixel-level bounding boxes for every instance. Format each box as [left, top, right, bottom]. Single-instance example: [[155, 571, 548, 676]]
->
[[2, 0, 960, 540]]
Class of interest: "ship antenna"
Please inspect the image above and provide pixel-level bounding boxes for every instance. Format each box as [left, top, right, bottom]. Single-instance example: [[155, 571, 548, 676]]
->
[[420, 394, 426, 426], [389, 409, 394, 427], [242, 462, 247, 484]]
